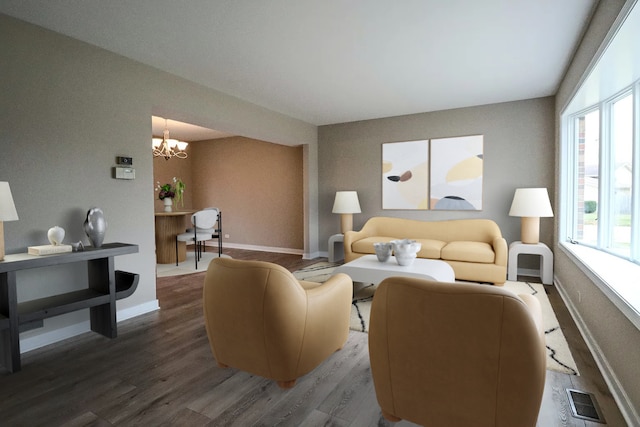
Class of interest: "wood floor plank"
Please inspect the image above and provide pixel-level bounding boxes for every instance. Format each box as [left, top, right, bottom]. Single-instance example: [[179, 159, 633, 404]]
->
[[62, 411, 111, 427], [205, 375, 290, 426], [538, 370, 586, 427], [252, 333, 371, 426], [315, 335, 375, 423], [188, 370, 275, 420], [299, 408, 350, 427]]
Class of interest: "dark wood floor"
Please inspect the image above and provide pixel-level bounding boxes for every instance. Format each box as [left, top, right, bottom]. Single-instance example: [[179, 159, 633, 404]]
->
[[0, 248, 627, 426]]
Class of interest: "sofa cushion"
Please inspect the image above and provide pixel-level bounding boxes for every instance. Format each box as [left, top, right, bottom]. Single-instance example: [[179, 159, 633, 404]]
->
[[413, 239, 447, 259], [351, 237, 446, 259], [441, 241, 495, 264], [351, 237, 394, 254]]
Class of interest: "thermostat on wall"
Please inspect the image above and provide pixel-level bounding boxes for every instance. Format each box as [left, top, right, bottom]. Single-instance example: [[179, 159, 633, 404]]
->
[[116, 156, 133, 165], [113, 166, 136, 180]]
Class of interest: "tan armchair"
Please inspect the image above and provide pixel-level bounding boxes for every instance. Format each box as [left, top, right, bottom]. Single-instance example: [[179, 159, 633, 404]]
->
[[203, 258, 353, 388], [369, 277, 546, 426]]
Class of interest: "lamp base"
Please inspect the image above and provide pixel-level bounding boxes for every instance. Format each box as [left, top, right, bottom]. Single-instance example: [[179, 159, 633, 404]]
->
[[520, 217, 540, 244], [340, 214, 353, 234]]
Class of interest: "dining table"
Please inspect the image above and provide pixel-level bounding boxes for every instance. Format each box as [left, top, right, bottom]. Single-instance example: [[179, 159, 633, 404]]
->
[[154, 211, 194, 264]]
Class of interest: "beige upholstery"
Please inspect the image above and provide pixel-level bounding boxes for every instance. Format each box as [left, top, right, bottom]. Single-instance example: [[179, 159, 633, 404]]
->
[[369, 277, 546, 427], [344, 217, 508, 285], [203, 258, 353, 388]]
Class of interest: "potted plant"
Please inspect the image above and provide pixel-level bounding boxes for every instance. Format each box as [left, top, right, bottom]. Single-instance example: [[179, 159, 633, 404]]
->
[[156, 177, 185, 212]]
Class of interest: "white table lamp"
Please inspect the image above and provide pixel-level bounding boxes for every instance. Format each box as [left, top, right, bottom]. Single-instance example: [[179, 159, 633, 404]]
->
[[509, 188, 553, 244], [332, 191, 361, 234], [0, 182, 19, 261]]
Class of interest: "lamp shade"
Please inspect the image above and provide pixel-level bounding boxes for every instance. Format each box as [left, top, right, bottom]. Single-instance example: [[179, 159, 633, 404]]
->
[[332, 191, 361, 214], [509, 188, 553, 218], [0, 182, 19, 221]]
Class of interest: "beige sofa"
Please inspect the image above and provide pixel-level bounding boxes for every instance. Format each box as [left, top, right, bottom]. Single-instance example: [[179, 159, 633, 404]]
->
[[343, 217, 507, 285]]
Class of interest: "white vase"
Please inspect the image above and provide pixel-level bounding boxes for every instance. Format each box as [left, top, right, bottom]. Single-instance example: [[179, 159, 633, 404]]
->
[[391, 239, 422, 266], [47, 226, 65, 245], [373, 242, 392, 262], [163, 197, 173, 212]]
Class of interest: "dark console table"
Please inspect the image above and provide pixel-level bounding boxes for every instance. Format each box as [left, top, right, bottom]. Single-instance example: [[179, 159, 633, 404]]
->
[[0, 242, 139, 373]]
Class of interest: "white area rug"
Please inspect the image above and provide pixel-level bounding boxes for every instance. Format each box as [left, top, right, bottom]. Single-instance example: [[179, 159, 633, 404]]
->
[[156, 251, 231, 277], [294, 262, 579, 375]]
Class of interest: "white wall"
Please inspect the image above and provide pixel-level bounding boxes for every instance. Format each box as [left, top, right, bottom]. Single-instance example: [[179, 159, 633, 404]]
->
[[0, 14, 317, 349]]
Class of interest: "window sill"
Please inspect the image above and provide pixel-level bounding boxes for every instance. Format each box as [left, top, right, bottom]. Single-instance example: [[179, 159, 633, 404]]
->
[[560, 242, 640, 331]]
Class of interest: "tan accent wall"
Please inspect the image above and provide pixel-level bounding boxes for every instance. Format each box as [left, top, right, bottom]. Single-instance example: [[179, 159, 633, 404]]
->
[[153, 155, 195, 212], [184, 137, 304, 251]]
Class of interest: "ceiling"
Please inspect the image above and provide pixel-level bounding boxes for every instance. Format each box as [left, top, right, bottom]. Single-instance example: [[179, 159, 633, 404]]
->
[[151, 116, 232, 142], [1, 1, 597, 138]]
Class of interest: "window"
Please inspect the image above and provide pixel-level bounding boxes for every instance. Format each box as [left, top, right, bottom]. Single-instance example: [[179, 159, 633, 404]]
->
[[574, 109, 600, 247], [568, 93, 635, 258], [610, 94, 633, 256], [560, 1, 640, 328]]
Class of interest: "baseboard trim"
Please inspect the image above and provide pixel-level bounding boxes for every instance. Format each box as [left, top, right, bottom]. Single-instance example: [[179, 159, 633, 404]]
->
[[555, 276, 639, 425], [304, 251, 324, 260], [20, 300, 161, 354], [209, 242, 304, 255], [117, 300, 160, 322], [21, 321, 90, 354]]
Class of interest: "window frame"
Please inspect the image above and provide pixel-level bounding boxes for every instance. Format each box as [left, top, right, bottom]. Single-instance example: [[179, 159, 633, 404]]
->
[[560, 81, 640, 331]]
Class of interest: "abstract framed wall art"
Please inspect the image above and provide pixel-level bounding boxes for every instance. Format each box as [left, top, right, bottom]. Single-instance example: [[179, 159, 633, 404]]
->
[[382, 140, 429, 209], [430, 135, 483, 210]]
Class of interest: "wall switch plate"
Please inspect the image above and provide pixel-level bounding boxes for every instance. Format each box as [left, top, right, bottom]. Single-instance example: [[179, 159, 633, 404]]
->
[[113, 166, 135, 180]]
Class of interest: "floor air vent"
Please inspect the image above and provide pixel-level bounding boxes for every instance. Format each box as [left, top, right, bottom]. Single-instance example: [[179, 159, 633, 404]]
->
[[566, 389, 605, 423]]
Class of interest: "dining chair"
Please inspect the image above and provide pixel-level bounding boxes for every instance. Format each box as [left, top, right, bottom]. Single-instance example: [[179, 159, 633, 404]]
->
[[185, 207, 222, 257], [175, 209, 222, 269]]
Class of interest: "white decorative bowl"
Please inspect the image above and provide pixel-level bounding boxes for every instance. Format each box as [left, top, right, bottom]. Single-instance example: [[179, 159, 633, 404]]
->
[[391, 239, 422, 266], [395, 252, 417, 266], [374, 242, 392, 262]]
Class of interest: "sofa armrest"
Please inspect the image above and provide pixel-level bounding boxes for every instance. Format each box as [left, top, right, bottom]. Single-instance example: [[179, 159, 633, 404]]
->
[[493, 236, 508, 267], [344, 229, 366, 262]]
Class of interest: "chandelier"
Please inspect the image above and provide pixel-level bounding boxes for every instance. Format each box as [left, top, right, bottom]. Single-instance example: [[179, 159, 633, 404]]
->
[[152, 119, 188, 160]]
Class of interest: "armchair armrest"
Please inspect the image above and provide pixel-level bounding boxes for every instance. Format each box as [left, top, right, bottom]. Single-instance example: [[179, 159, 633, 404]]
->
[[519, 293, 545, 346], [297, 273, 352, 371], [303, 273, 352, 324]]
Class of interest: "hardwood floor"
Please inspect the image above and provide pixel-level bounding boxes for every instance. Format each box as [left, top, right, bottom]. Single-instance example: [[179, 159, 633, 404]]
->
[[0, 249, 627, 426]]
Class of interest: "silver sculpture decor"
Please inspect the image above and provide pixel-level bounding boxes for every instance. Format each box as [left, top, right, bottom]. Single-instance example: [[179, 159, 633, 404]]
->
[[84, 207, 107, 248]]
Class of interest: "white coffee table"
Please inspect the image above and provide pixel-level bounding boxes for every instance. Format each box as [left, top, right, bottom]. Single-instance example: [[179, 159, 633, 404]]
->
[[333, 255, 455, 285]]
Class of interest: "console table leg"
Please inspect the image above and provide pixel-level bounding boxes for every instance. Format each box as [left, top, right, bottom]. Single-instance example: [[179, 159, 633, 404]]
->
[[0, 271, 21, 372], [88, 257, 117, 338]]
